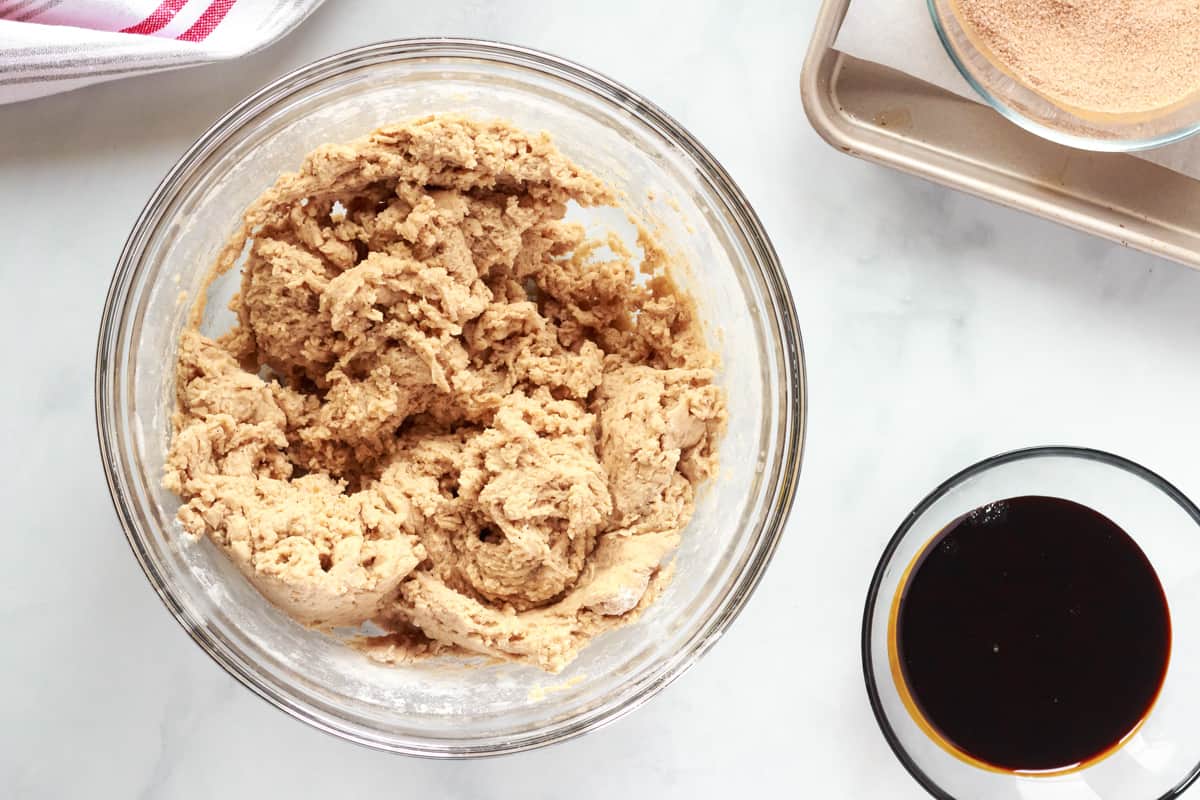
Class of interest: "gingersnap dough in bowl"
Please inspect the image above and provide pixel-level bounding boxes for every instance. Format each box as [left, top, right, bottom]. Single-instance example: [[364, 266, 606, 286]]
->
[[164, 115, 728, 673]]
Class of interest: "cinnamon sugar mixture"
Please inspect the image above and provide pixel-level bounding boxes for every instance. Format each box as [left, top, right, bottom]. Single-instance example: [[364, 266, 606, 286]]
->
[[952, 0, 1200, 115]]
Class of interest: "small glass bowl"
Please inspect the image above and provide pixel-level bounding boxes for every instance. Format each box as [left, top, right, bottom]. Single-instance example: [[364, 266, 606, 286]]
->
[[95, 39, 805, 756], [928, 0, 1200, 152], [864, 447, 1200, 799]]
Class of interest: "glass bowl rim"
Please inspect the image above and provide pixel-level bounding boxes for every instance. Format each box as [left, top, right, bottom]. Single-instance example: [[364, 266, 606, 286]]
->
[[861, 445, 1200, 799], [94, 37, 807, 757], [926, 0, 1200, 154]]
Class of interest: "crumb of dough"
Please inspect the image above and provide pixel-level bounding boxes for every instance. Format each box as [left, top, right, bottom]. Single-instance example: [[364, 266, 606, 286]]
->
[[165, 115, 727, 673], [529, 673, 587, 702]]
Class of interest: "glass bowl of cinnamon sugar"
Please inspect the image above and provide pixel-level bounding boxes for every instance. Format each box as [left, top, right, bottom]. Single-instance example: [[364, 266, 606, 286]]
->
[[929, 0, 1200, 152]]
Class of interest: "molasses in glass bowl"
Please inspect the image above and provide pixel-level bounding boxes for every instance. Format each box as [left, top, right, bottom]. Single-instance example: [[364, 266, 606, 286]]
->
[[864, 447, 1200, 799]]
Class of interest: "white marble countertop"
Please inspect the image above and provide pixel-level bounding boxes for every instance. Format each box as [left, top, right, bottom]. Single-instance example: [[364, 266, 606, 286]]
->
[[5, 1, 1200, 797]]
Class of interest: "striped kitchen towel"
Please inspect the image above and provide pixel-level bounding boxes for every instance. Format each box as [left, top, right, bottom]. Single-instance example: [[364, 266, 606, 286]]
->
[[0, 0, 325, 105]]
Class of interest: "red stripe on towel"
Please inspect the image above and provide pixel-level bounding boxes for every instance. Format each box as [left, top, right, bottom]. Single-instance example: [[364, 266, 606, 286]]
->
[[177, 0, 236, 42], [119, 0, 189, 35]]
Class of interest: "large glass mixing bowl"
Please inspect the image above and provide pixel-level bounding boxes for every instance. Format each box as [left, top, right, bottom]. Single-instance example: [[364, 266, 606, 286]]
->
[[95, 39, 805, 756]]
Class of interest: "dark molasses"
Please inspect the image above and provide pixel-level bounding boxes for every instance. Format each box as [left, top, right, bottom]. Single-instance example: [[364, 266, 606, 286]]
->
[[894, 495, 1171, 772]]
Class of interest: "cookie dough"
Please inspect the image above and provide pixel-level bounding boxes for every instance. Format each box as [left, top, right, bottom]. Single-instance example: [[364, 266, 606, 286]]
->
[[165, 116, 726, 672]]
